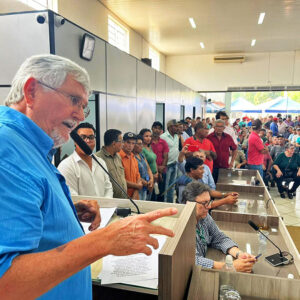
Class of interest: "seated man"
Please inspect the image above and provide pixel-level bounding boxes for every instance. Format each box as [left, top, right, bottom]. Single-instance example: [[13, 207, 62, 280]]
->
[[119, 132, 143, 199], [177, 156, 239, 207], [182, 181, 256, 272], [58, 122, 113, 198]]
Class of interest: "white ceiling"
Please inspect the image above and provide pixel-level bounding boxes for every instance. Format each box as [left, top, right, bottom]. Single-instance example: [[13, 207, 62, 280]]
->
[[99, 0, 300, 56]]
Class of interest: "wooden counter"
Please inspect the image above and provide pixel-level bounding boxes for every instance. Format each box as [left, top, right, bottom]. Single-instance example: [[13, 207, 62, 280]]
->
[[216, 169, 264, 189], [208, 210, 300, 279], [214, 185, 278, 216], [187, 267, 300, 300], [72, 196, 196, 300]]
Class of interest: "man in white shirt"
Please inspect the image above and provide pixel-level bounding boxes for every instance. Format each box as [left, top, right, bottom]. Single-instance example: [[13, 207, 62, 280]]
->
[[58, 122, 113, 197]]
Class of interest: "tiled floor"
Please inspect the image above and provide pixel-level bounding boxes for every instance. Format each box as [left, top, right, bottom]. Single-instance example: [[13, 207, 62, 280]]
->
[[270, 187, 300, 226]]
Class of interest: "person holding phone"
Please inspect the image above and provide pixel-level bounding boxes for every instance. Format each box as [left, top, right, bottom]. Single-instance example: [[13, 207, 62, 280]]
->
[[182, 182, 256, 272], [184, 122, 217, 173]]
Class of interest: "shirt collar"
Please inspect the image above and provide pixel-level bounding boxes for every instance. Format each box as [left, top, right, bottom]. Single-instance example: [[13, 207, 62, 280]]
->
[[0, 106, 54, 158]]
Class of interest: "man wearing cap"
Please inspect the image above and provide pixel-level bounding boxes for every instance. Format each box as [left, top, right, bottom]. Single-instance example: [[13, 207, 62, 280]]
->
[[247, 119, 269, 178], [270, 117, 279, 137], [285, 115, 295, 127], [239, 117, 247, 128], [119, 132, 143, 199]]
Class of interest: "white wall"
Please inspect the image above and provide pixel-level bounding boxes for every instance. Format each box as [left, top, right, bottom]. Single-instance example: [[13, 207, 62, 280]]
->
[[57, 0, 166, 72], [166, 51, 300, 91]]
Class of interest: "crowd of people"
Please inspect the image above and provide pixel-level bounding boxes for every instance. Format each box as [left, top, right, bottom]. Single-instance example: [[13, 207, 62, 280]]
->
[[1, 53, 299, 298], [60, 111, 299, 204], [57, 109, 300, 275]]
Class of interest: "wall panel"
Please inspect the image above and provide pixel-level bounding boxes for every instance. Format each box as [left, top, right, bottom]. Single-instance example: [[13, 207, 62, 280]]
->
[[156, 72, 166, 102], [0, 12, 50, 85], [106, 95, 137, 133], [54, 17, 106, 93], [107, 44, 137, 97]]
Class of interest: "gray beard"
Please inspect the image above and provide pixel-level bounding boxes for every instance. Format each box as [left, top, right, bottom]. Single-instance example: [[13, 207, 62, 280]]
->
[[50, 128, 69, 148]]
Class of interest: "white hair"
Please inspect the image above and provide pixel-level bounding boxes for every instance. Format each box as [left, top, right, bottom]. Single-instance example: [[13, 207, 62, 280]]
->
[[214, 119, 225, 126], [5, 54, 90, 106]]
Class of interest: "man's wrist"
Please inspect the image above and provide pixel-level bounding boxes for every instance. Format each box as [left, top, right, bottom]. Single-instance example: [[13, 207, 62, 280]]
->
[[235, 251, 242, 259]]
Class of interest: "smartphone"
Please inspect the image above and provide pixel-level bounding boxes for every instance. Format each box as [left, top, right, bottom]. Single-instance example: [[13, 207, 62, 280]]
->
[[265, 253, 288, 267], [188, 145, 199, 152]]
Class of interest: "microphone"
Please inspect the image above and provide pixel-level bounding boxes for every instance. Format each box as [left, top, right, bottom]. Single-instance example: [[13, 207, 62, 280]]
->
[[248, 220, 288, 266], [70, 131, 140, 214]]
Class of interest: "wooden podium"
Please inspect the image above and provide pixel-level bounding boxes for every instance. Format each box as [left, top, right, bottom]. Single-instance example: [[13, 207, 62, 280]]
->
[[72, 196, 196, 300]]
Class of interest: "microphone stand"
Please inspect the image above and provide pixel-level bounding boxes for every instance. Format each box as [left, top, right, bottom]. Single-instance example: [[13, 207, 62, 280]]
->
[[70, 131, 140, 214]]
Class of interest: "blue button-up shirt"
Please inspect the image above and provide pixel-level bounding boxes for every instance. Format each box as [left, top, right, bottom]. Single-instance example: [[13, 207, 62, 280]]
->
[[0, 106, 91, 299]]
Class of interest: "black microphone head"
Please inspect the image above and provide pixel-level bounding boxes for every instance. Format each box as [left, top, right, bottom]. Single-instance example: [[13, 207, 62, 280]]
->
[[248, 220, 259, 231], [70, 130, 93, 156]]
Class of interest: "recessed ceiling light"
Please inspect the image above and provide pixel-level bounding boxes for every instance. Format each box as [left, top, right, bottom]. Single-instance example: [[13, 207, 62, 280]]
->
[[258, 12, 265, 24], [251, 39, 256, 47], [189, 17, 196, 29], [200, 42, 205, 48]]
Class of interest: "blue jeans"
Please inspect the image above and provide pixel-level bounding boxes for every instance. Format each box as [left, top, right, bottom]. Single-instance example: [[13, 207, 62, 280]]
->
[[248, 164, 263, 179], [164, 163, 178, 203], [139, 189, 147, 200]]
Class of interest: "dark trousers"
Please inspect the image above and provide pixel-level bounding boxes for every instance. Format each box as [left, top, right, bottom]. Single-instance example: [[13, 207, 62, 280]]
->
[[212, 168, 219, 184], [273, 170, 300, 194], [152, 173, 166, 202]]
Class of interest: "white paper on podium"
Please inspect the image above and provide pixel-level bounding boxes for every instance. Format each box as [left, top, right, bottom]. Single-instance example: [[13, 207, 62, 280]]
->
[[81, 207, 116, 234], [98, 235, 167, 289]]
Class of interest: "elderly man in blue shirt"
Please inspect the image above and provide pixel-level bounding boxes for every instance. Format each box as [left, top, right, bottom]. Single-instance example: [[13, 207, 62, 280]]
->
[[0, 54, 177, 299]]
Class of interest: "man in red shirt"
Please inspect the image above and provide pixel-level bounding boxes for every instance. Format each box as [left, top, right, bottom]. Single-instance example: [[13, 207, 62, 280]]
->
[[184, 122, 216, 172], [151, 121, 169, 201], [207, 119, 237, 183], [248, 119, 269, 178]]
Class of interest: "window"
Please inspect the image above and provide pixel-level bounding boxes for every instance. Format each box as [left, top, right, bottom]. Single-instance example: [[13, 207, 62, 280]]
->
[[108, 16, 129, 53], [149, 47, 160, 71]]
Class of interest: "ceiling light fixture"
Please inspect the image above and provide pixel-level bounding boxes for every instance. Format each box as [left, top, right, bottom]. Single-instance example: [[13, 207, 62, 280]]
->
[[251, 39, 256, 47], [189, 17, 196, 29], [200, 42, 205, 48], [258, 12, 265, 24]]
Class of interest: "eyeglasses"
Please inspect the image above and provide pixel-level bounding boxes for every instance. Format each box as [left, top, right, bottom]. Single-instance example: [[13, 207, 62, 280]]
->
[[195, 199, 213, 207], [37, 81, 90, 118], [79, 134, 95, 141]]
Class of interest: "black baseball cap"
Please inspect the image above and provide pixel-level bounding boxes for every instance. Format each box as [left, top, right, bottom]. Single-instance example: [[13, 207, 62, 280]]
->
[[123, 132, 137, 141]]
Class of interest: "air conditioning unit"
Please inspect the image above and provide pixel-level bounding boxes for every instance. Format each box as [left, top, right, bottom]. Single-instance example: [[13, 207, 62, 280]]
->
[[213, 55, 245, 63]]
